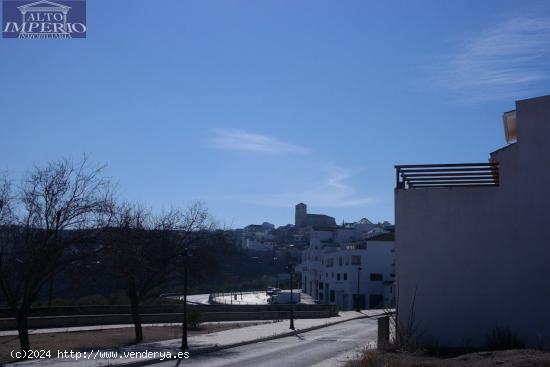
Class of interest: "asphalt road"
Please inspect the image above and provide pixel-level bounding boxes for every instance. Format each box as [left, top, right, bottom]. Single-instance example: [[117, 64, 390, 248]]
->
[[156, 318, 377, 367], [185, 294, 211, 304]]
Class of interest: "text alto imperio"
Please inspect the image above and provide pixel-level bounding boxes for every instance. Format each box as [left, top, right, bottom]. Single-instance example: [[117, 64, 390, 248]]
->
[[3, 11, 86, 35]]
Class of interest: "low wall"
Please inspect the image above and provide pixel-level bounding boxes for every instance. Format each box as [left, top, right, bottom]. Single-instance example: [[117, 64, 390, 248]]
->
[[0, 304, 338, 331]]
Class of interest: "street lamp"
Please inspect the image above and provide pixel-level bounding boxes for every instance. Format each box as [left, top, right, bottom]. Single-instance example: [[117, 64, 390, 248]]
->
[[181, 247, 189, 350], [355, 266, 362, 312], [287, 263, 295, 330]]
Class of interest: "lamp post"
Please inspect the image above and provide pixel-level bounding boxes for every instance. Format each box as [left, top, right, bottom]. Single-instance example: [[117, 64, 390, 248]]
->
[[181, 247, 189, 350], [355, 266, 362, 312], [287, 263, 295, 330]]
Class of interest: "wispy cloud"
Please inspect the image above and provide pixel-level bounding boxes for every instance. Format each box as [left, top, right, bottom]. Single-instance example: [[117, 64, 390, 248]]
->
[[201, 166, 374, 208], [208, 129, 309, 155], [431, 17, 550, 101]]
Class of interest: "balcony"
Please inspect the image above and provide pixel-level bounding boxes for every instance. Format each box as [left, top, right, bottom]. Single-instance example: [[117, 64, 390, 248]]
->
[[395, 163, 499, 189]]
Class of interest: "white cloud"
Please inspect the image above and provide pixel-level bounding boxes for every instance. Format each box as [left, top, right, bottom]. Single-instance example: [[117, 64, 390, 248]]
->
[[431, 17, 550, 101], [201, 166, 374, 208], [208, 129, 309, 155]]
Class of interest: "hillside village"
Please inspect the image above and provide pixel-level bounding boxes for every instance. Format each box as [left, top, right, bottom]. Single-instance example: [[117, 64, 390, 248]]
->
[[238, 203, 395, 310], [3, 1, 550, 365]]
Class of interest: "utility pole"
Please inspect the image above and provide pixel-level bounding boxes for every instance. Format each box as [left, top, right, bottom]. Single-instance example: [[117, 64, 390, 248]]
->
[[356, 266, 362, 312], [288, 263, 295, 330], [181, 247, 189, 350]]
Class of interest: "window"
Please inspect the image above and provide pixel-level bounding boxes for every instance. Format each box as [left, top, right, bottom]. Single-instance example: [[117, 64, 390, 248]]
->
[[351, 255, 361, 266], [326, 273, 328, 278], [338, 256, 343, 266], [330, 290, 335, 302], [343, 273, 347, 280], [345, 256, 349, 265], [370, 273, 383, 281], [337, 273, 341, 280], [331, 272, 334, 278]]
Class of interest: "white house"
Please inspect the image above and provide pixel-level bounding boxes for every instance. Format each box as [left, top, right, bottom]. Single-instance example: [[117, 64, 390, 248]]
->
[[299, 222, 395, 310], [396, 95, 550, 349], [241, 222, 276, 252]]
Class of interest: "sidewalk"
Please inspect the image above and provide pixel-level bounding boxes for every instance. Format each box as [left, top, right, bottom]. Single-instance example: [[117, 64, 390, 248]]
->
[[0, 321, 268, 337], [10, 309, 391, 367]]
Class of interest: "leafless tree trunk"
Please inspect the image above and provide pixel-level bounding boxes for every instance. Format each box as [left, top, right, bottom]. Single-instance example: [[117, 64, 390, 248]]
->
[[128, 280, 143, 342], [47, 276, 54, 308], [15, 308, 30, 351]]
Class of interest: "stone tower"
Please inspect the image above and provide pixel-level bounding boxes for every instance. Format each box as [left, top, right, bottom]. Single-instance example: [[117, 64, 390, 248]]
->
[[295, 203, 307, 228]]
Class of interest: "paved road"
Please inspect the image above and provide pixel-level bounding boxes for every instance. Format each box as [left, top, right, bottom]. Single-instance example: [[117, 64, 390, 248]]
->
[[156, 318, 377, 367], [166, 293, 211, 304], [185, 294, 211, 304]]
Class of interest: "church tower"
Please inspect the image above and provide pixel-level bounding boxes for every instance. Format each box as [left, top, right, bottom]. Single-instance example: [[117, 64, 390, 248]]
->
[[295, 203, 307, 228]]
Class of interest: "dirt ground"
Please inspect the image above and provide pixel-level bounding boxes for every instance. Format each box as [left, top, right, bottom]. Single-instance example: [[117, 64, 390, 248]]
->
[[0, 322, 266, 364], [345, 349, 550, 367]]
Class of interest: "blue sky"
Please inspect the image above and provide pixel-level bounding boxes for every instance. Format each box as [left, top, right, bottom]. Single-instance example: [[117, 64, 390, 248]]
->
[[1, 0, 550, 227]]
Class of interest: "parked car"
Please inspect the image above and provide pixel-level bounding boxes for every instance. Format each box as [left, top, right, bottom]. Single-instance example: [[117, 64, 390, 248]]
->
[[266, 287, 281, 296]]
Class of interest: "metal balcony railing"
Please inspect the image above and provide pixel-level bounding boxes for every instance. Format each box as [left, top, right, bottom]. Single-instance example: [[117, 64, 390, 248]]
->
[[395, 163, 499, 189]]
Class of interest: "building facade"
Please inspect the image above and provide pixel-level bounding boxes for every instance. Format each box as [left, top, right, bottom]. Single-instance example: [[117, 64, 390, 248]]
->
[[241, 222, 276, 252], [396, 95, 550, 349], [299, 222, 395, 310]]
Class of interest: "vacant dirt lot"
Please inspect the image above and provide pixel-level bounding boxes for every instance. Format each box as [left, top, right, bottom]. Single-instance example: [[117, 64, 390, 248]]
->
[[345, 349, 550, 367], [0, 322, 265, 364]]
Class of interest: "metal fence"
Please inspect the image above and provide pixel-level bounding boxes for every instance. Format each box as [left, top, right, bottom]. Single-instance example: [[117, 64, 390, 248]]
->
[[395, 163, 499, 189]]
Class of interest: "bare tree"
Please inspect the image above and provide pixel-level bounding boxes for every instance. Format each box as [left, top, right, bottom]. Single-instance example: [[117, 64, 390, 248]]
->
[[0, 158, 114, 355], [176, 201, 214, 250], [0, 173, 13, 225], [106, 201, 212, 343]]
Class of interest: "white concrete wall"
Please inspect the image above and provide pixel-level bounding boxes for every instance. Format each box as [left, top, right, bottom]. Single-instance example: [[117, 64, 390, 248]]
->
[[396, 95, 550, 349]]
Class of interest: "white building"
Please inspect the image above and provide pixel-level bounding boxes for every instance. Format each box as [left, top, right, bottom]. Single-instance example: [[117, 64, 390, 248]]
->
[[241, 237, 275, 252], [241, 222, 276, 252], [396, 95, 550, 349], [299, 222, 395, 310]]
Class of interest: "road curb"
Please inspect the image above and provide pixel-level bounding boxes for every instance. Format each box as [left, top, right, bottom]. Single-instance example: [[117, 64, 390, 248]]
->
[[115, 312, 377, 367]]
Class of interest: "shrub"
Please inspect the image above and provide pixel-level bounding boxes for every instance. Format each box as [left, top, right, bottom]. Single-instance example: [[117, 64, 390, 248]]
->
[[344, 349, 406, 367], [109, 290, 130, 305], [187, 309, 203, 330], [486, 326, 525, 350], [76, 294, 110, 306], [51, 298, 74, 306]]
